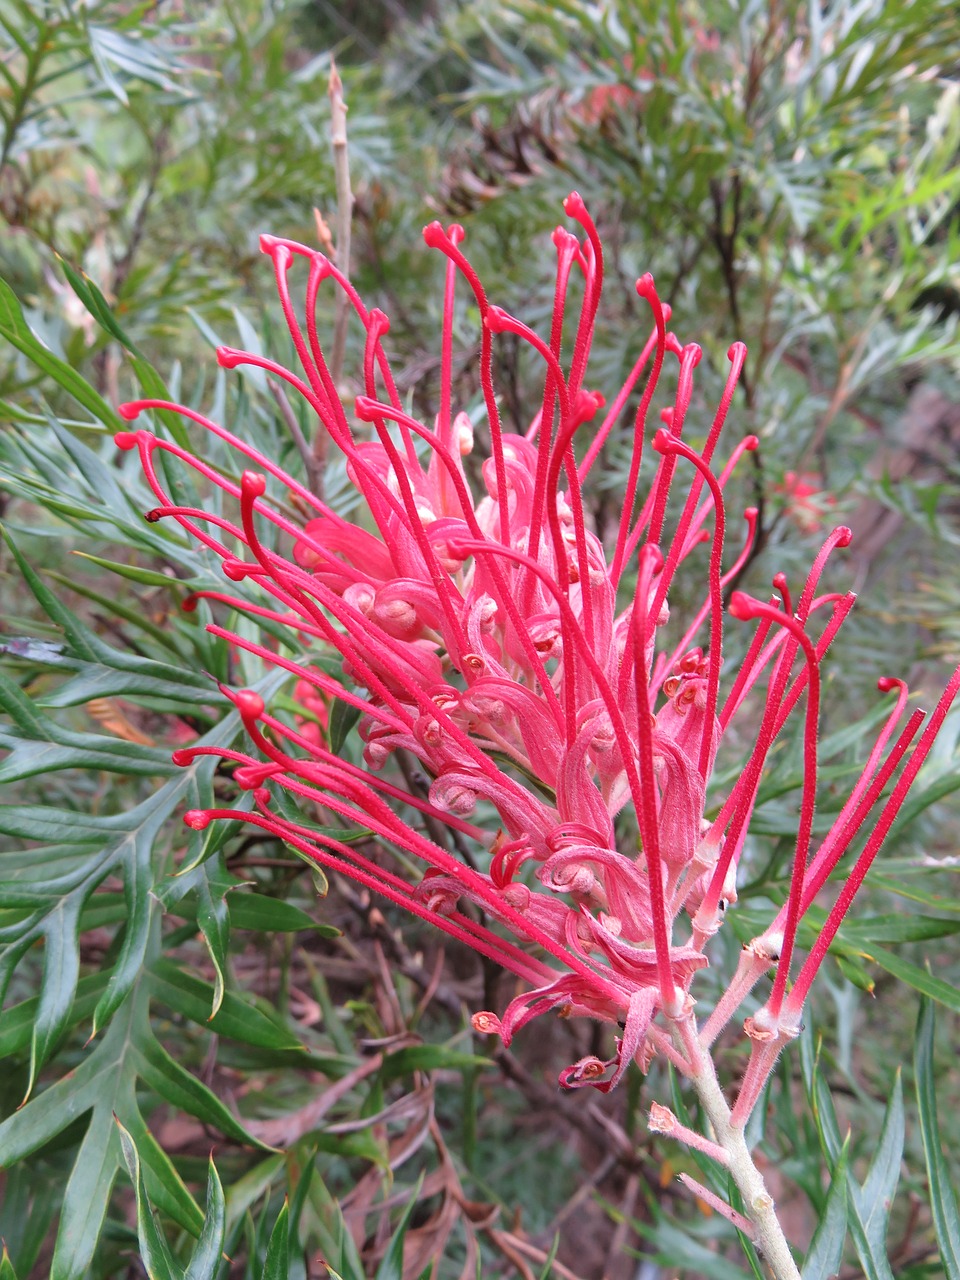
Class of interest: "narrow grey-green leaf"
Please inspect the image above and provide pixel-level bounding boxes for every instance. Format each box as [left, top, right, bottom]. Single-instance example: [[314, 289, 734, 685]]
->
[[799, 1028, 894, 1280], [0, 278, 124, 433], [802, 1139, 848, 1280], [852, 1073, 903, 1279], [869, 948, 960, 1013], [915, 998, 960, 1280], [118, 1103, 203, 1237]]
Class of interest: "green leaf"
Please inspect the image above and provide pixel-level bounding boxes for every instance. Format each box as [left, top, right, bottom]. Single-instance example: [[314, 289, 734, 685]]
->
[[228, 892, 337, 935], [0, 971, 109, 1059], [148, 958, 305, 1051], [329, 697, 362, 756], [136, 1023, 272, 1152], [2, 527, 213, 706], [379, 1043, 490, 1084], [87, 23, 187, 102], [260, 1200, 290, 1280], [26, 894, 83, 1098], [0, 1246, 19, 1280], [117, 1119, 185, 1280], [802, 1138, 848, 1280], [914, 998, 960, 1280], [800, 1029, 900, 1280], [50, 1108, 123, 1280], [869, 947, 960, 1014], [195, 858, 232, 1018], [184, 1159, 227, 1280], [0, 278, 124, 434], [120, 1102, 205, 1237], [854, 1075, 904, 1277], [57, 256, 137, 348], [840, 914, 960, 946], [374, 1174, 424, 1280], [639, 1218, 755, 1280], [71, 551, 193, 589]]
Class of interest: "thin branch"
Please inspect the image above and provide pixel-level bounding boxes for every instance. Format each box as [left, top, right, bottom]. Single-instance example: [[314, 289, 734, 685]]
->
[[327, 58, 353, 391], [267, 375, 321, 499]]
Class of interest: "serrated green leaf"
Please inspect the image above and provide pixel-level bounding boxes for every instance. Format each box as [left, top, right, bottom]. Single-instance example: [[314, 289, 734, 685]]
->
[[914, 998, 960, 1280]]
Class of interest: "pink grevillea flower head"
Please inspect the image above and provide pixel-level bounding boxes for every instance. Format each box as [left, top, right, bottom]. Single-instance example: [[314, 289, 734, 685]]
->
[[117, 196, 960, 1117]]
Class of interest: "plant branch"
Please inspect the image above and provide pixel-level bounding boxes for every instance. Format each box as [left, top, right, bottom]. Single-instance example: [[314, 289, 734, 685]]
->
[[327, 58, 353, 391], [669, 1011, 802, 1280]]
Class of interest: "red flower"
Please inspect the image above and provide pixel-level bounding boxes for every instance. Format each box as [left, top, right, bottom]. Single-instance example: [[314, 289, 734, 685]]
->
[[117, 196, 960, 1110]]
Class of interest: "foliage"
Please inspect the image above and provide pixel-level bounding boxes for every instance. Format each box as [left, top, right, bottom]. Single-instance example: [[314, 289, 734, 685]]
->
[[1, 1, 959, 1278]]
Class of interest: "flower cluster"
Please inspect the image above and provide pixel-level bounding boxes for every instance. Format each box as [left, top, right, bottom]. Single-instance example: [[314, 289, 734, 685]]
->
[[116, 196, 960, 1122]]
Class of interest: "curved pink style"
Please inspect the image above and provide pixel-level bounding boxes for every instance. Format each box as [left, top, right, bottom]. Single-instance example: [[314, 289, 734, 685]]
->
[[118, 198, 960, 1112]]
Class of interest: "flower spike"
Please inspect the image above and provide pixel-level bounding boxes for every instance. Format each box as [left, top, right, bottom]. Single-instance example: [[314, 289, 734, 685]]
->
[[121, 202, 960, 1249]]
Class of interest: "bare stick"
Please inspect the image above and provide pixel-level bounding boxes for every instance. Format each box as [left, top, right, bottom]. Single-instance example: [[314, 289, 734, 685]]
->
[[327, 58, 353, 393], [267, 376, 323, 499]]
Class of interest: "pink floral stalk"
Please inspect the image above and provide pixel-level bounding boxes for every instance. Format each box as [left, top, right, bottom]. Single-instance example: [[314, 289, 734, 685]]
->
[[117, 196, 960, 1276]]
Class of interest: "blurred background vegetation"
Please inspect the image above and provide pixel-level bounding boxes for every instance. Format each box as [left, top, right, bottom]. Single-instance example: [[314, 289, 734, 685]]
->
[[1, 1, 960, 1277]]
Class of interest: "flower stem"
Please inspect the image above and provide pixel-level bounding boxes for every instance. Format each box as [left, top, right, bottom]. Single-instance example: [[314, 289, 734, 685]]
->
[[673, 1017, 801, 1280]]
